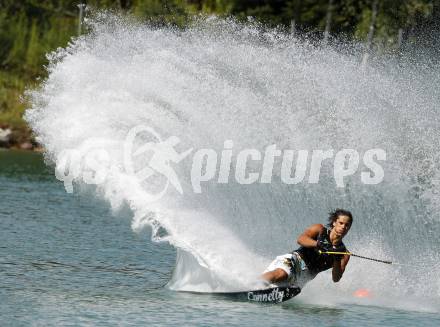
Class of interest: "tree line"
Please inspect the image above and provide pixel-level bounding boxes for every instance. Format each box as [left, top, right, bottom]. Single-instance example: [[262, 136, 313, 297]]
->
[[0, 0, 438, 127]]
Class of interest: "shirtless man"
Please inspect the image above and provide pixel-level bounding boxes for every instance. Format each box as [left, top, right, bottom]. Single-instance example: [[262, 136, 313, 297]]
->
[[262, 209, 352, 288]]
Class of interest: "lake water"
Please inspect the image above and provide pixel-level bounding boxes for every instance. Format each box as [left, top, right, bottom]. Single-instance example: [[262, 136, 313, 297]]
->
[[1, 150, 439, 326], [6, 13, 440, 325]]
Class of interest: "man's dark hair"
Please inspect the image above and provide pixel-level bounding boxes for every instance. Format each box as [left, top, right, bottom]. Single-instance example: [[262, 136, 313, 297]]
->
[[327, 209, 353, 228]]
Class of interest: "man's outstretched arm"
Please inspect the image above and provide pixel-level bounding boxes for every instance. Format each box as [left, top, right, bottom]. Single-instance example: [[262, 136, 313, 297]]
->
[[332, 254, 350, 282], [297, 224, 325, 248]]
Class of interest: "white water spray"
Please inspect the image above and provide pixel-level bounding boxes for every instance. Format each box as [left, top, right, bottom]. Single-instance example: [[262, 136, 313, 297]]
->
[[26, 12, 440, 310]]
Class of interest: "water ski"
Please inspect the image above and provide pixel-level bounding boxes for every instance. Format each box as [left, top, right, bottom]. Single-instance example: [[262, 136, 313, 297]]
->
[[183, 286, 301, 304]]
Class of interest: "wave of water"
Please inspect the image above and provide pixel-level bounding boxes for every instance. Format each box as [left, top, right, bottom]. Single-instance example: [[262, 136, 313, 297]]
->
[[25, 12, 440, 311]]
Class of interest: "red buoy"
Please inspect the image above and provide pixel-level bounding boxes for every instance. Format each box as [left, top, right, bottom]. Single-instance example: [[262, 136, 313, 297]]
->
[[353, 288, 372, 298]]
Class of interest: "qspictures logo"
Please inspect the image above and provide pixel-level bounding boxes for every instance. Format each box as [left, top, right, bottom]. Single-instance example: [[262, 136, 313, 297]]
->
[[56, 125, 386, 201]]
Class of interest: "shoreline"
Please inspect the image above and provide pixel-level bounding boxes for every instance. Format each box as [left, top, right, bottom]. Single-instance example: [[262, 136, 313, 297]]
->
[[0, 124, 42, 152]]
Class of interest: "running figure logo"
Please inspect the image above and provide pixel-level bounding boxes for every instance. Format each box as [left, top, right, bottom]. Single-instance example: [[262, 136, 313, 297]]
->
[[124, 125, 193, 201]]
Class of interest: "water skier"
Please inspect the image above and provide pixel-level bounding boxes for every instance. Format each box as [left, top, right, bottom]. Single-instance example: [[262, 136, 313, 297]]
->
[[262, 209, 352, 288]]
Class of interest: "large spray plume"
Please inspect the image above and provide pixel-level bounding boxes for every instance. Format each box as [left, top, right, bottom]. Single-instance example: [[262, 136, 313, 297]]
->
[[26, 12, 440, 311]]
